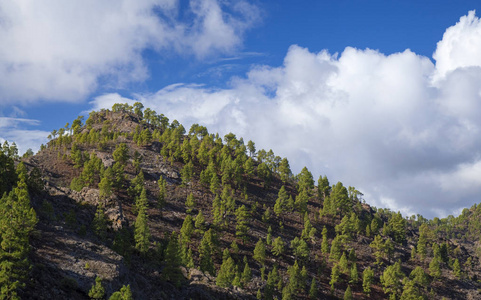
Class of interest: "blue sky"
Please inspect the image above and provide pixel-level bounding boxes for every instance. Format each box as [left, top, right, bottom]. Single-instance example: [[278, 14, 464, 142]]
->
[[1, 0, 481, 218]]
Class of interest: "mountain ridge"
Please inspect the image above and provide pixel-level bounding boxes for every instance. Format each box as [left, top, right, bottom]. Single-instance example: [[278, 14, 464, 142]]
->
[[1, 103, 480, 299]]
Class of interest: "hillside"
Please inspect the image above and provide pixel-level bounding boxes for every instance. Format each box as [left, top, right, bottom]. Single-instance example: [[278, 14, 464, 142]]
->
[[2, 103, 481, 299]]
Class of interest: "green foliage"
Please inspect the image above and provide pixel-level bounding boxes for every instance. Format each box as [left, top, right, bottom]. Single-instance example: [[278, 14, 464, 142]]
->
[[108, 285, 133, 300], [290, 237, 309, 261], [185, 192, 195, 214], [92, 203, 108, 241], [199, 229, 216, 276], [113, 143, 129, 165], [381, 262, 405, 299], [294, 189, 309, 216], [235, 205, 250, 243], [88, 276, 105, 299], [453, 258, 462, 278], [272, 237, 285, 257], [330, 235, 342, 262], [400, 279, 423, 300], [321, 226, 329, 255], [0, 175, 37, 299], [157, 176, 166, 212], [256, 162, 271, 188], [317, 175, 330, 202], [362, 267, 374, 296], [210, 173, 220, 194], [253, 238, 266, 265], [180, 215, 194, 245], [343, 285, 353, 300], [350, 263, 359, 284], [330, 263, 341, 290], [429, 257, 441, 280], [134, 204, 150, 255], [181, 161, 194, 185], [241, 257, 252, 286], [163, 232, 183, 286], [339, 252, 349, 274], [297, 166, 314, 194], [309, 277, 317, 299], [274, 185, 290, 217], [409, 266, 429, 287], [195, 210, 206, 232], [370, 234, 385, 265], [98, 167, 113, 200], [287, 260, 301, 292], [216, 250, 236, 287], [330, 182, 351, 217], [387, 212, 406, 243], [279, 158, 291, 183]]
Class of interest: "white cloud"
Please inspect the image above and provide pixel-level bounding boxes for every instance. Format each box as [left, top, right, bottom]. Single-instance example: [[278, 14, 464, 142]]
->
[[433, 10, 481, 80], [0, 0, 259, 104], [0, 117, 48, 154], [88, 11, 481, 218]]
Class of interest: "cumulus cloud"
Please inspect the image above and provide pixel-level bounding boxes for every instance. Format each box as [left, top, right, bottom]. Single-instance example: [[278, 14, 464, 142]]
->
[[0, 117, 49, 154], [90, 11, 481, 218], [433, 10, 481, 80], [0, 0, 259, 103]]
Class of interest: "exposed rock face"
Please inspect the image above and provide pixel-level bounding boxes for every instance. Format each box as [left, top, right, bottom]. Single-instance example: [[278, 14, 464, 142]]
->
[[30, 224, 125, 299], [47, 185, 126, 230]]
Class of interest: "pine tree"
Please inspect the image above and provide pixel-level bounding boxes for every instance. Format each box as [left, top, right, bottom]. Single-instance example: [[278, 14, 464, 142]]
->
[[330, 263, 341, 290], [309, 277, 317, 299], [212, 194, 223, 226], [0, 171, 37, 299], [216, 250, 236, 287], [253, 238, 266, 265], [339, 252, 349, 274], [134, 205, 150, 255], [180, 215, 194, 245], [195, 210, 206, 232], [199, 229, 216, 276], [409, 266, 429, 287], [317, 175, 330, 202], [98, 167, 113, 199], [400, 279, 422, 300], [370, 234, 385, 265], [108, 284, 133, 300], [185, 192, 195, 214], [301, 213, 314, 240], [330, 235, 342, 262], [181, 160, 194, 186], [363, 267, 374, 296], [452, 258, 461, 278], [163, 232, 183, 286], [294, 189, 309, 216], [92, 203, 107, 241], [235, 205, 250, 243], [88, 276, 105, 299], [429, 257, 441, 280], [287, 260, 301, 292], [297, 166, 314, 193], [321, 226, 329, 255], [350, 263, 359, 284], [381, 262, 405, 299], [157, 176, 166, 212], [279, 158, 291, 183], [330, 181, 350, 217], [272, 236, 285, 257], [343, 286, 353, 300], [241, 257, 252, 286], [210, 173, 220, 194], [244, 157, 254, 177], [274, 185, 289, 217]]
